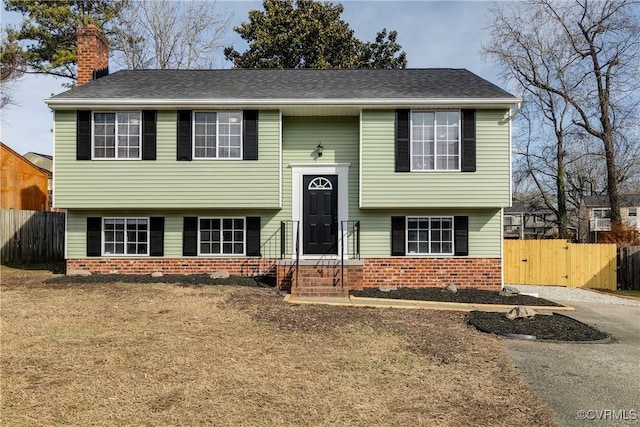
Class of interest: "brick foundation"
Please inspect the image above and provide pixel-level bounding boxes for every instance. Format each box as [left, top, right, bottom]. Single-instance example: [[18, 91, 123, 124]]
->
[[67, 258, 278, 277], [67, 257, 502, 293], [362, 258, 502, 290]]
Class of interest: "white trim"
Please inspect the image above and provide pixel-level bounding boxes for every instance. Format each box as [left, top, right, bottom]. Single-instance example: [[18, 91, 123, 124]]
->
[[508, 110, 513, 205], [52, 109, 56, 209], [46, 97, 521, 109], [91, 111, 142, 160], [64, 211, 68, 259], [358, 110, 363, 209], [197, 216, 246, 257], [192, 110, 243, 160], [102, 217, 150, 256], [278, 110, 283, 209], [291, 164, 350, 259]]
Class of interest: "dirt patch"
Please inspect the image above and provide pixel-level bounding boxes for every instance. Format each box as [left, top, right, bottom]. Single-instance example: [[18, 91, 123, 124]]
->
[[467, 311, 609, 342], [1, 266, 557, 426], [352, 287, 562, 306]]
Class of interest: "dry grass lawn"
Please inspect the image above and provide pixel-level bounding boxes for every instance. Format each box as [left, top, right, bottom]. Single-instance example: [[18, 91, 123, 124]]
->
[[0, 266, 556, 426]]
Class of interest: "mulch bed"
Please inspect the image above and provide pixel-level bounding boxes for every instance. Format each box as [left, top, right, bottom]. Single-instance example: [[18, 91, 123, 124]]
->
[[45, 273, 276, 287], [351, 287, 562, 307], [31, 271, 610, 343], [467, 311, 610, 342]]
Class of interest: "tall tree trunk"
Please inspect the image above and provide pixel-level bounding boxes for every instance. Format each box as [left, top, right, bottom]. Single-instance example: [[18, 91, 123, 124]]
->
[[603, 131, 622, 226], [556, 131, 568, 239]]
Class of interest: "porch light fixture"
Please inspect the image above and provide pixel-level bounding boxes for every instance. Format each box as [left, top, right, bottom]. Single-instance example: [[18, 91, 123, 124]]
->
[[316, 142, 324, 158]]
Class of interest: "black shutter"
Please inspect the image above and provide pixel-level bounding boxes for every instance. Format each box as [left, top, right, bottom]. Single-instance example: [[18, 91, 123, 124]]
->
[[461, 109, 476, 172], [243, 110, 259, 160], [454, 216, 469, 256], [142, 110, 157, 160], [86, 217, 102, 257], [391, 216, 406, 256], [395, 109, 410, 172], [177, 110, 192, 161], [245, 216, 261, 256], [183, 216, 198, 256], [77, 110, 92, 160], [149, 217, 164, 256]]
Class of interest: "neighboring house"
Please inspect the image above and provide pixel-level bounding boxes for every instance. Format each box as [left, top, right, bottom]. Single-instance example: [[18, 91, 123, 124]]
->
[[23, 152, 53, 210], [503, 202, 559, 240], [1, 142, 50, 211], [45, 25, 519, 295], [582, 194, 640, 242]]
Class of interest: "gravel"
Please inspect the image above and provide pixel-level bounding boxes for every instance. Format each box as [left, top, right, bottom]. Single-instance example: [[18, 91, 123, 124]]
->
[[510, 285, 640, 307]]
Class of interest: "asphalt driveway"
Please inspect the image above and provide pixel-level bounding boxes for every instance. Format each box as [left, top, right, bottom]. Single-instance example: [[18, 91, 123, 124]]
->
[[506, 288, 640, 426]]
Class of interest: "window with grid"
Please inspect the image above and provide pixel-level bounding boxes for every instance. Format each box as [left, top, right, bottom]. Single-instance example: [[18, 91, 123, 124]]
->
[[103, 218, 148, 255], [193, 112, 242, 159], [93, 112, 141, 159], [407, 217, 454, 255], [411, 111, 460, 171], [199, 218, 245, 255]]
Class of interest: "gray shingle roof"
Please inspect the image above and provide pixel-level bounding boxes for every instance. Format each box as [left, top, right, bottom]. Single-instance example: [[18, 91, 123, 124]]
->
[[584, 194, 640, 207], [49, 68, 517, 101]]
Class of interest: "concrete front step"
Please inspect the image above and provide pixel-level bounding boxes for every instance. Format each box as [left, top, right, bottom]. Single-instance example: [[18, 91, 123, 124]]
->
[[291, 285, 348, 298]]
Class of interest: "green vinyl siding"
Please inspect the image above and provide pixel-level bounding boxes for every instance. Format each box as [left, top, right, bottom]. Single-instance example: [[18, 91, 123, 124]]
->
[[65, 114, 502, 260], [66, 210, 283, 259], [356, 208, 502, 258], [280, 116, 360, 222], [360, 110, 511, 208], [54, 110, 280, 209], [67, 208, 501, 258]]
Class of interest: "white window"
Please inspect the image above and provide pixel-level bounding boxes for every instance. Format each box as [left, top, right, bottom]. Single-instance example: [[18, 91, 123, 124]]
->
[[199, 218, 245, 255], [103, 218, 148, 255], [411, 111, 460, 171], [407, 217, 454, 255], [93, 112, 141, 159], [628, 207, 637, 217], [593, 208, 611, 219], [193, 111, 242, 159]]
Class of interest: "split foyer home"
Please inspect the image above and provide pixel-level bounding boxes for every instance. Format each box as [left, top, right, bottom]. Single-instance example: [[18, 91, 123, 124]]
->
[[46, 25, 520, 296]]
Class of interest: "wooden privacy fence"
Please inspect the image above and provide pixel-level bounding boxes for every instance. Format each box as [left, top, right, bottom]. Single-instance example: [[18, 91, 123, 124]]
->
[[617, 246, 640, 290], [1, 209, 65, 264], [504, 240, 617, 290]]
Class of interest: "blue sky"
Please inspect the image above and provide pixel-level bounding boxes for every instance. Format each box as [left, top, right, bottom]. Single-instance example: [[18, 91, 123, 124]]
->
[[0, 1, 505, 155]]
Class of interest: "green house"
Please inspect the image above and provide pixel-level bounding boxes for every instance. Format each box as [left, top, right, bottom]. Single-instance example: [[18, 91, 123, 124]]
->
[[46, 27, 519, 296]]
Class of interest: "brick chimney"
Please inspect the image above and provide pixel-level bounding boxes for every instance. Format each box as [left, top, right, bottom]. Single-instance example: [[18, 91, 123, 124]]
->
[[76, 24, 109, 86]]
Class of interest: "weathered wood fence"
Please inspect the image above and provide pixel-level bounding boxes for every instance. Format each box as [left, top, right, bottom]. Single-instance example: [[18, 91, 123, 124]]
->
[[504, 240, 617, 290], [1, 209, 65, 264], [617, 246, 640, 290]]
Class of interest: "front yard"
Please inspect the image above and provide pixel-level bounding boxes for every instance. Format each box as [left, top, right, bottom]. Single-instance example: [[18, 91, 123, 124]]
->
[[0, 266, 555, 426]]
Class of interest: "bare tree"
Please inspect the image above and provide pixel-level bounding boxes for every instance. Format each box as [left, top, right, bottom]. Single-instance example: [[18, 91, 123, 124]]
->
[[484, 0, 640, 228], [0, 33, 25, 109], [513, 99, 572, 238], [112, 0, 230, 70]]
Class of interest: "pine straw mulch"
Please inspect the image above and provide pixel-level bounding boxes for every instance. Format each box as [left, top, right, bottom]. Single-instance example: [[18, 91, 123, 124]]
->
[[1, 266, 556, 426]]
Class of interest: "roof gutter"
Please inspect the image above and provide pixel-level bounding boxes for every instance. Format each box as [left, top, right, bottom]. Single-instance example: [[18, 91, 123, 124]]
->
[[45, 97, 522, 109]]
